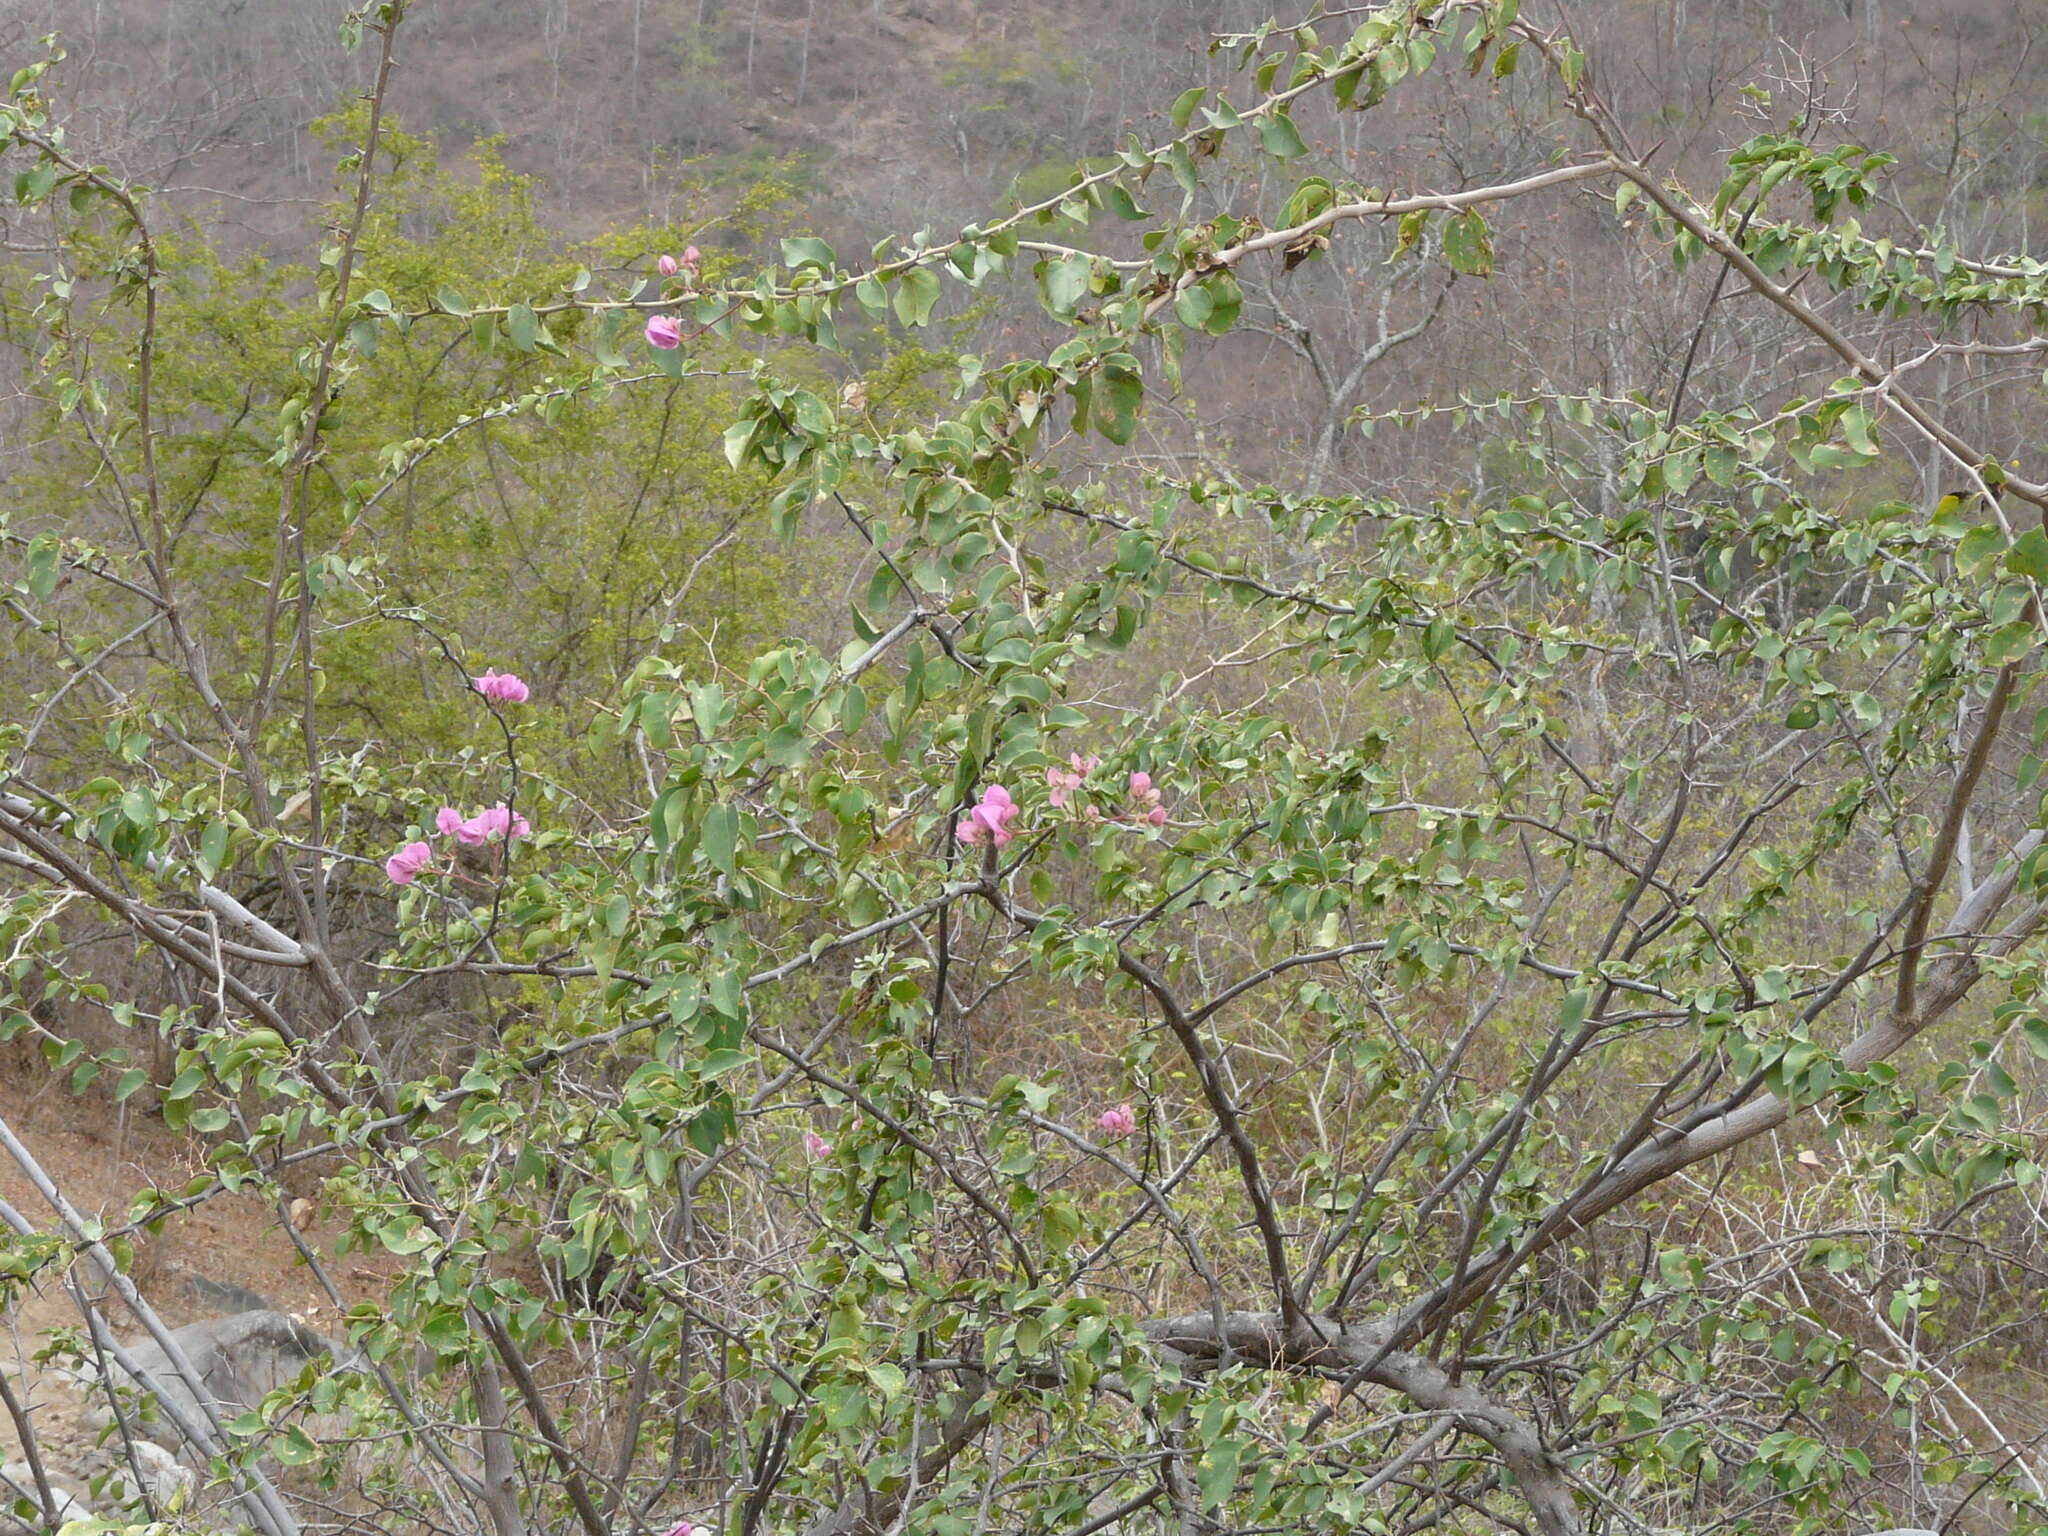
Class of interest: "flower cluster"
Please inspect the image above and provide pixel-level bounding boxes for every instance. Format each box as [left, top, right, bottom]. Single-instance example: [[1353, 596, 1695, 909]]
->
[[1097, 1104, 1138, 1138], [647, 248, 704, 349], [1126, 771, 1168, 826], [436, 803, 532, 845], [956, 784, 1019, 847], [1079, 770, 1170, 827], [386, 802, 531, 885], [385, 664, 535, 888], [473, 669, 529, 704], [384, 841, 433, 886], [657, 246, 701, 279], [1045, 753, 1099, 809], [1044, 754, 1173, 827]]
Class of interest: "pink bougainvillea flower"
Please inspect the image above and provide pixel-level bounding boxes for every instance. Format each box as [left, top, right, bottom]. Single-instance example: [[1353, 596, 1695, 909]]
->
[[435, 806, 464, 838], [452, 803, 531, 846], [384, 841, 433, 886], [657, 253, 679, 277], [682, 245, 702, 272], [1098, 1104, 1138, 1138], [955, 784, 1019, 847], [645, 314, 685, 350], [660, 1522, 704, 1536], [1045, 753, 1099, 809], [473, 669, 529, 704], [804, 1129, 833, 1160], [1124, 770, 1165, 823]]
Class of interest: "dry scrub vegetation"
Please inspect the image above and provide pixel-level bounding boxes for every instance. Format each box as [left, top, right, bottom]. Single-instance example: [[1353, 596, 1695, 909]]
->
[[3, 3, 2048, 1536]]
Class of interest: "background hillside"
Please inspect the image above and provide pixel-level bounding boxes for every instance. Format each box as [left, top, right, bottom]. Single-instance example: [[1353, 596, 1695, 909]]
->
[[10, 0, 2042, 503]]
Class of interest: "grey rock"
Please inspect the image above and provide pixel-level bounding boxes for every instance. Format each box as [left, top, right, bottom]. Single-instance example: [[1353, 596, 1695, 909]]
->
[[0, 1461, 95, 1533], [185, 1270, 279, 1317], [98, 1438, 197, 1509], [82, 1310, 355, 1452]]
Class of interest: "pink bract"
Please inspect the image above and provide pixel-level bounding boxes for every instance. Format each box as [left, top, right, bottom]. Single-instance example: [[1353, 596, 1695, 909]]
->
[[955, 784, 1019, 847], [473, 669, 529, 704], [645, 314, 685, 350], [1046, 752, 1100, 809], [450, 803, 531, 846], [384, 841, 433, 885]]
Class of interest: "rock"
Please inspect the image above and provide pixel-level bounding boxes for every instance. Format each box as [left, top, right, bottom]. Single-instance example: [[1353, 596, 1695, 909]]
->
[[79, 1311, 355, 1453], [0, 1461, 95, 1534], [183, 1269, 279, 1317], [94, 1438, 197, 1509]]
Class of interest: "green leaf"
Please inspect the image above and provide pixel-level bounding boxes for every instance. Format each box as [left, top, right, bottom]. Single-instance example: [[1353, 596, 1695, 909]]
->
[[1560, 987, 1590, 1032], [2023, 1018, 2048, 1061], [701, 804, 738, 875], [781, 236, 836, 271], [1839, 404, 1878, 458], [700, 1047, 749, 1079], [1196, 272, 1242, 335], [1096, 362, 1143, 445], [2005, 527, 2048, 582], [1258, 111, 1308, 160], [893, 267, 941, 328], [1196, 1439, 1241, 1511], [421, 1308, 468, 1357], [1042, 1197, 1082, 1251], [686, 1099, 733, 1155], [1956, 523, 2005, 576], [506, 303, 539, 352], [1041, 255, 1092, 320], [271, 1426, 320, 1466], [722, 417, 757, 471], [1170, 86, 1205, 128], [25, 534, 61, 599], [1279, 175, 1335, 228], [1421, 615, 1454, 660], [1443, 210, 1493, 276], [197, 821, 231, 880]]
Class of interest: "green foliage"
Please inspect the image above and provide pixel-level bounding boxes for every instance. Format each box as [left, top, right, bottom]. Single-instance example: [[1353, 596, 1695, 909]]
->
[[5, 7, 2048, 1536]]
